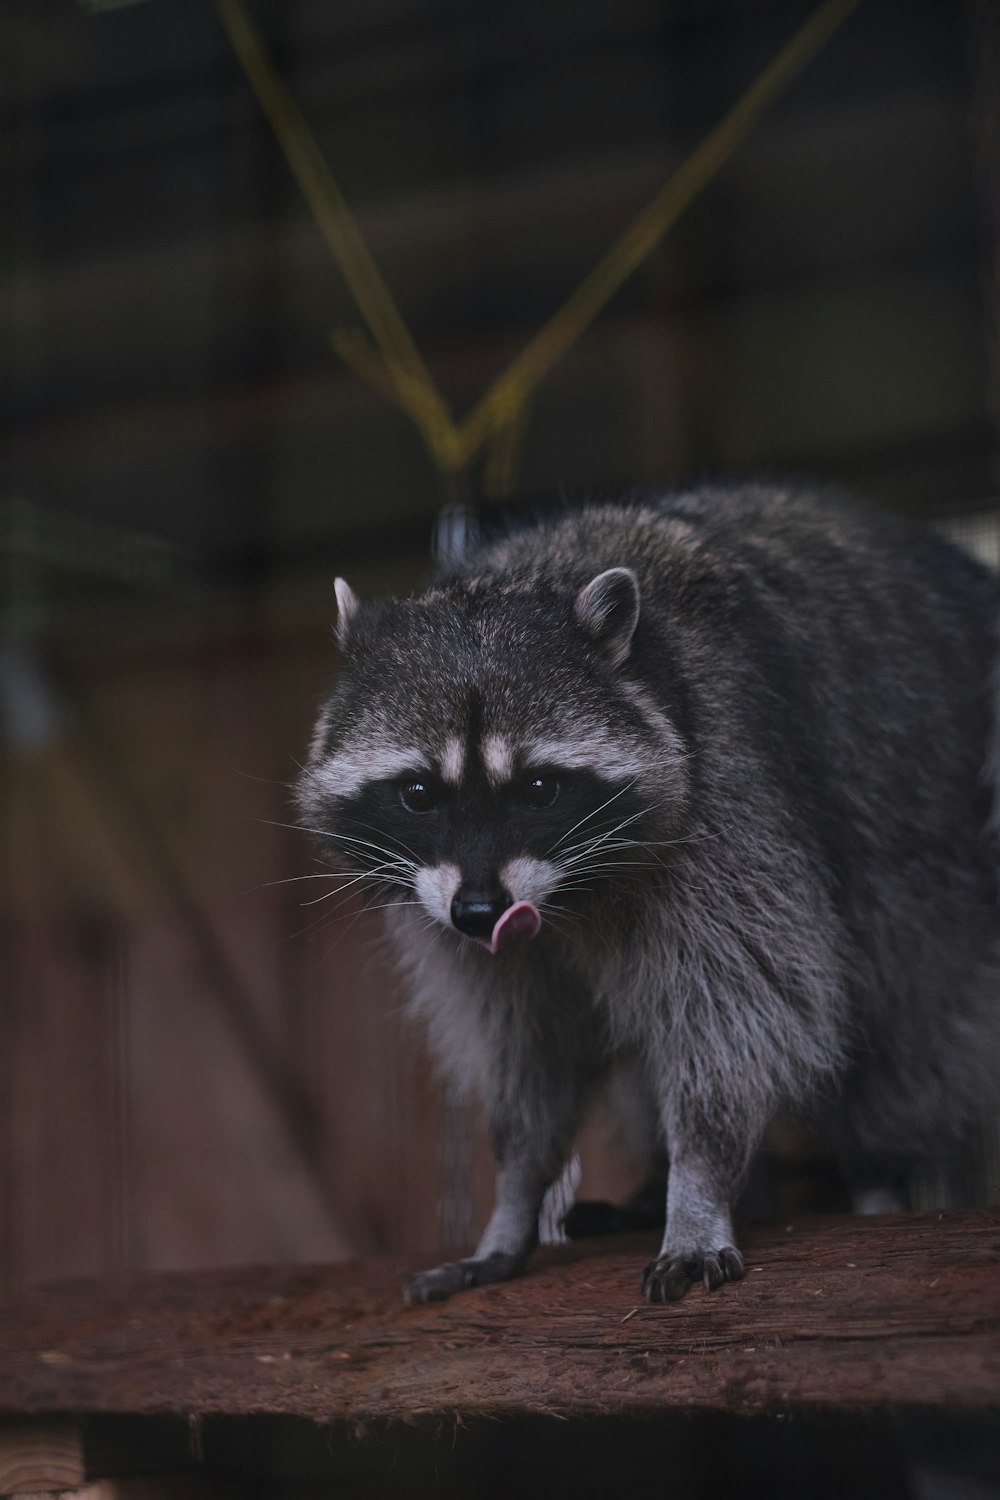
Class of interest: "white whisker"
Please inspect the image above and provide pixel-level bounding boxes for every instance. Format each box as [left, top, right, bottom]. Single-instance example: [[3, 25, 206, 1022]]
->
[[545, 779, 639, 855], [299, 865, 412, 906]]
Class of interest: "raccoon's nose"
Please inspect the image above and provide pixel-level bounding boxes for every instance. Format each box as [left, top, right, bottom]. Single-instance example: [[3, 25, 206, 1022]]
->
[[450, 888, 511, 939]]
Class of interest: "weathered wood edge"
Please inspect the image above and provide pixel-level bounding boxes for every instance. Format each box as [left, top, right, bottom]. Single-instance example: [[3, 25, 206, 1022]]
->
[[0, 1211, 997, 1424]]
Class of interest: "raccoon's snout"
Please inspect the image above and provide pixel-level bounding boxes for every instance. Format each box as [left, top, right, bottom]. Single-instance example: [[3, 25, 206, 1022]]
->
[[450, 887, 511, 939]]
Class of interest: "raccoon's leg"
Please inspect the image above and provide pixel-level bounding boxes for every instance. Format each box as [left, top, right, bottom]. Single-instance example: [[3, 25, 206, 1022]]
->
[[641, 1135, 748, 1304], [403, 1156, 559, 1306], [403, 1085, 583, 1305]]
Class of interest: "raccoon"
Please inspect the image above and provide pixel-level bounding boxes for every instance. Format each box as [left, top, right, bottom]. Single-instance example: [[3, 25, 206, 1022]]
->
[[296, 482, 1000, 1305]]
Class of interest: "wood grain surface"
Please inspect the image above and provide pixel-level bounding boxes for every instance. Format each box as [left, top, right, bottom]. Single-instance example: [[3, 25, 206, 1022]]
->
[[0, 1211, 997, 1423]]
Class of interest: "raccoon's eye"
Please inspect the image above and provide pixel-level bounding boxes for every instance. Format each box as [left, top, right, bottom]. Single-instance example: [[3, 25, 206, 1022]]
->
[[523, 774, 560, 810], [399, 778, 437, 813]]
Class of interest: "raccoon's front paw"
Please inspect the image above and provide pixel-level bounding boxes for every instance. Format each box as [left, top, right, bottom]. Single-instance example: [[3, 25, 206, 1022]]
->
[[403, 1251, 524, 1306], [641, 1246, 745, 1303]]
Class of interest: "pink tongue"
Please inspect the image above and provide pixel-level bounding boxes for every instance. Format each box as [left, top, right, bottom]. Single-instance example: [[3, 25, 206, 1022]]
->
[[479, 900, 542, 954]]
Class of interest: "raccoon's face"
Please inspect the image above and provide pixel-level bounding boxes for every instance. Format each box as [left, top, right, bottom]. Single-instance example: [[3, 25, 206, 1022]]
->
[[297, 568, 689, 952]]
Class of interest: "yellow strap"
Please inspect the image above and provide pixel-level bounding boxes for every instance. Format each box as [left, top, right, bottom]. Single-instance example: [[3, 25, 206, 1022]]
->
[[214, 0, 453, 457], [217, 0, 862, 480], [453, 0, 864, 467]]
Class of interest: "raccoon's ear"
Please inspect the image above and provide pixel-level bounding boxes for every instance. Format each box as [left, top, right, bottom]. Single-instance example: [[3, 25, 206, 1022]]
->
[[574, 567, 640, 668], [333, 577, 360, 649]]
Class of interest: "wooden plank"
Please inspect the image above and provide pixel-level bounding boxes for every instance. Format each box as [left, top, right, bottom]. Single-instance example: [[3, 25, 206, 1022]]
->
[[0, 1211, 997, 1421], [3, 924, 126, 1291], [58, 1484, 234, 1499], [0, 1420, 84, 1493], [125, 915, 351, 1272]]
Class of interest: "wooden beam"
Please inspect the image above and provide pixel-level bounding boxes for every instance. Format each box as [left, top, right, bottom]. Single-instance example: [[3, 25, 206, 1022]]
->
[[0, 1211, 997, 1421], [0, 1420, 84, 1494], [53, 1485, 232, 1499]]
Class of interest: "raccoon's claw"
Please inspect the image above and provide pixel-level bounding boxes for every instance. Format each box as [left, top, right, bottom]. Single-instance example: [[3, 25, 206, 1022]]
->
[[642, 1246, 745, 1303], [702, 1246, 745, 1290], [403, 1251, 524, 1305], [402, 1262, 467, 1305]]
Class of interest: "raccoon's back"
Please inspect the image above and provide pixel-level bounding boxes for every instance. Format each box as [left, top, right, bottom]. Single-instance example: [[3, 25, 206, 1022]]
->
[[655, 485, 999, 913], [470, 482, 998, 739]]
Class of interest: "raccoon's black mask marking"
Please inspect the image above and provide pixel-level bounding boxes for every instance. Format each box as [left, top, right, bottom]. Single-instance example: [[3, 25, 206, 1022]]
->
[[335, 768, 650, 885]]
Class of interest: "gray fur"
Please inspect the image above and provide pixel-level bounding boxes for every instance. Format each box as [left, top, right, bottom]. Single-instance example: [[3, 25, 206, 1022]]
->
[[297, 482, 1000, 1304]]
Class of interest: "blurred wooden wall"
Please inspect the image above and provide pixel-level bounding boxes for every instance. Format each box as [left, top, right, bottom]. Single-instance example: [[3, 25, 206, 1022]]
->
[[1, 592, 469, 1289]]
